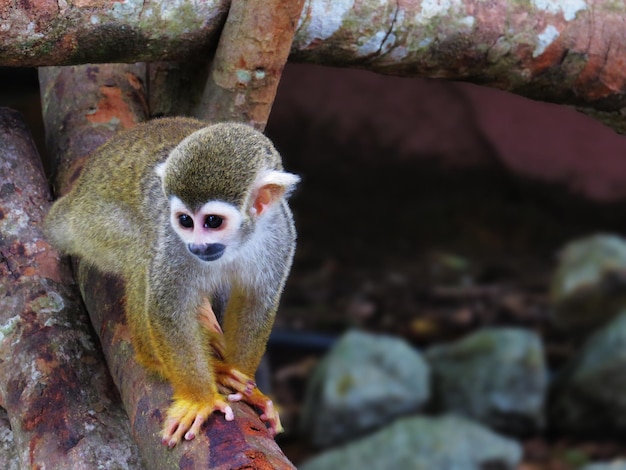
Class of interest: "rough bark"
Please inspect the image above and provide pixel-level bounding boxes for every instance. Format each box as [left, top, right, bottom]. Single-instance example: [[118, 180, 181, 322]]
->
[[194, 0, 306, 129], [0, 0, 228, 66], [0, 409, 19, 470], [292, 0, 626, 128], [40, 64, 296, 469], [0, 107, 141, 469], [39, 63, 149, 195], [292, 0, 626, 111]]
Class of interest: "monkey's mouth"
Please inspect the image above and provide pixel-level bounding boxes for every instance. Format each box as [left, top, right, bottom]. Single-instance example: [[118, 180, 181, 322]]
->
[[187, 243, 226, 262]]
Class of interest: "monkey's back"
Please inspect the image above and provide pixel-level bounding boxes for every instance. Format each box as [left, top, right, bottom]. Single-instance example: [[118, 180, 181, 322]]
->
[[78, 117, 207, 209], [45, 117, 207, 274]]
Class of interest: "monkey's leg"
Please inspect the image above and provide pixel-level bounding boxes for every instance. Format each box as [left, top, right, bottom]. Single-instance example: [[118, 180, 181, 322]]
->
[[196, 294, 283, 435], [124, 269, 169, 376], [156, 330, 235, 447], [153, 307, 236, 446], [127, 280, 234, 447], [196, 300, 256, 402], [159, 326, 235, 446], [198, 330, 279, 434], [220, 290, 284, 435]]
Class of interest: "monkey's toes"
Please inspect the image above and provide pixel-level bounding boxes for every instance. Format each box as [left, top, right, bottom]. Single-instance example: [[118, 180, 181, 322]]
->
[[161, 396, 234, 448], [215, 363, 256, 395], [214, 364, 283, 436], [258, 398, 284, 437], [230, 386, 284, 436]]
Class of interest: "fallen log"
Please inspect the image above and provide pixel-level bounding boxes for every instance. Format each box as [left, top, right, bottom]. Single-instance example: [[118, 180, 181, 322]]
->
[[0, 106, 142, 469]]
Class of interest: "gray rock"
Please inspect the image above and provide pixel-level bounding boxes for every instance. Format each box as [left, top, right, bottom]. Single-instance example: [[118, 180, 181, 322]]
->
[[299, 414, 522, 470], [582, 462, 626, 470], [426, 327, 547, 435], [550, 234, 626, 332], [550, 311, 626, 435], [300, 330, 429, 447]]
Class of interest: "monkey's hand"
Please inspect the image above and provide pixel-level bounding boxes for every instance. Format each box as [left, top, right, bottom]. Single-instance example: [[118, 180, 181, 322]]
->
[[215, 363, 284, 437], [161, 393, 234, 448]]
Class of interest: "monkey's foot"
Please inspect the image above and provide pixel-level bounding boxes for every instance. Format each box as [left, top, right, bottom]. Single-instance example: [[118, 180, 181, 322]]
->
[[215, 364, 284, 437], [229, 387, 283, 437], [161, 395, 234, 448]]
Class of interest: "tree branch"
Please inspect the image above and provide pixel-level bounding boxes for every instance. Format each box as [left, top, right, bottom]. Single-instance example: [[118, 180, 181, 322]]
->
[[292, 0, 626, 111], [39, 63, 149, 195], [194, 0, 306, 129]]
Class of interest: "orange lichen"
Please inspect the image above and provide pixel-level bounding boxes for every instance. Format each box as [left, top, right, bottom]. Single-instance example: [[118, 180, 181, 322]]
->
[[529, 39, 566, 77], [86, 86, 137, 129], [575, 54, 626, 101]]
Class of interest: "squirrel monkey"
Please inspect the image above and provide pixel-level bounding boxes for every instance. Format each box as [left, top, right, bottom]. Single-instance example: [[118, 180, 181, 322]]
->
[[45, 117, 299, 447]]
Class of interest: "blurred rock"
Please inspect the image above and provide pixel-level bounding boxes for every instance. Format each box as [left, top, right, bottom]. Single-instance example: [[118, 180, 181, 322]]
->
[[582, 462, 626, 470], [299, 414, 522, 470], [550, 311, 626, 436], [426, 327, 547, 435], [299, 330, 429, 447], [550, 234, 626, 332]]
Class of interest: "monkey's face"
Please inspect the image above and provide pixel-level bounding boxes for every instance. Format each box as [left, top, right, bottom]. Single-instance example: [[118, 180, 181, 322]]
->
[[169, 197, 244, 263]]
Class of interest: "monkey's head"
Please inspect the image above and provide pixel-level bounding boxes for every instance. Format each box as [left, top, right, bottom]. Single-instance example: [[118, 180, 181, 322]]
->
[[155, 123, 299, 263]]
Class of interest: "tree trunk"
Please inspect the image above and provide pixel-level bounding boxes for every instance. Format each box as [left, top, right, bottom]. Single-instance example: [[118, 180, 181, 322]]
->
[[39, 64, 296, 469], [0, 106, 142, 469]]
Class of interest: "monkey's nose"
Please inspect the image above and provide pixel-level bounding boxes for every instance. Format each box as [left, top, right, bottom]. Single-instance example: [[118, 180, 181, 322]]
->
[[188, 243, 225, 262]]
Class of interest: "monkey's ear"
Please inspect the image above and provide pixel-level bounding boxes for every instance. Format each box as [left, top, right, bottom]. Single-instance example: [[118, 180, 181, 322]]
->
[[251, 170, 300, 217]]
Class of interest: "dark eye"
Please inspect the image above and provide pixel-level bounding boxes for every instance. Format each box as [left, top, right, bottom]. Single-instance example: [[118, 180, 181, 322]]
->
[[179, 214, 193, 228], [204, 215, 223, 229]]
